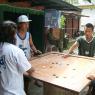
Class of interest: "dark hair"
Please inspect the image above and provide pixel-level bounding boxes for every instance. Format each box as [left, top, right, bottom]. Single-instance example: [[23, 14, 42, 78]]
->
[[86, 23, 94, 31], [0, 21, 17, 44]]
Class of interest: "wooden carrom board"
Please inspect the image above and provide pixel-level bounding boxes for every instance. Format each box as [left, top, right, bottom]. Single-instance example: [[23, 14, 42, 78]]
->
[[29, 52, 95, 95]]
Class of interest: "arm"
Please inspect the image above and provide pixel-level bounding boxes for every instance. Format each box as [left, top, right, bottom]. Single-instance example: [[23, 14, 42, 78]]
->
[[17, 48, 34, 75], [68, 41, 79, 54], [24, 67, 34, 76], [29, 34, 42, 55], [63, 41, 79, 58], [29, 34, 37, 53], [87, 75, 95, 80]]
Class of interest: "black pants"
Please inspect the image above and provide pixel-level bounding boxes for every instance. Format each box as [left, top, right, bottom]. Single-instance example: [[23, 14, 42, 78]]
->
[[87, 80, 95, 95], [24, 75, 31, 95]]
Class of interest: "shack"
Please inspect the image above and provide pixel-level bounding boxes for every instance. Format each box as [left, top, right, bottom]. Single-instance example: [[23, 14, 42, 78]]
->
[[0, 0, 81, 52]]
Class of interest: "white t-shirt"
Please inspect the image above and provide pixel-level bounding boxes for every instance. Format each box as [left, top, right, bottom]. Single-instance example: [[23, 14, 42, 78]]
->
[[0, 43, 32, 95], [15, 32, 31, 60]]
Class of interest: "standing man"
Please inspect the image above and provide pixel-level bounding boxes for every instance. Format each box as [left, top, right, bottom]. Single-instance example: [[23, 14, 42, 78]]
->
[[16, 15, 41, 60], [0, 20, 33, 95], [15, 15, 42, 95]]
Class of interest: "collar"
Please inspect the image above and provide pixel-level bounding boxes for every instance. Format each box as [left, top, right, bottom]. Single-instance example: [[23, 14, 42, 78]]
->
[[84, 36, 94, 43]]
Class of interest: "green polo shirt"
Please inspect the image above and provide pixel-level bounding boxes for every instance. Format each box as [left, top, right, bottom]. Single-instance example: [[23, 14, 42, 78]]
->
[[77, 36, 95, 57]]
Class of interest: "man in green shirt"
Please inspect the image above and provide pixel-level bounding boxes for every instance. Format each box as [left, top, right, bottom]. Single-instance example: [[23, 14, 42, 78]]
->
[[64, 23, 95, 57], [64, 23, 95, 95]]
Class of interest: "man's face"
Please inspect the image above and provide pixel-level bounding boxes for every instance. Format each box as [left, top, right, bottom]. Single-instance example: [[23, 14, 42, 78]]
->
[[19, 22, 29, 31], [84, 27, 93, 39]]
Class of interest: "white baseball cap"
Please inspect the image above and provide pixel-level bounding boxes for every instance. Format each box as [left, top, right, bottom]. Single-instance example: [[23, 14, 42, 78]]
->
[[18, 15, 32, 23]]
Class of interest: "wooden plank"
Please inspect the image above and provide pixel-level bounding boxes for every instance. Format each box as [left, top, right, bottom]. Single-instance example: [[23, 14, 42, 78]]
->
[[44, 82, 79, 95], [29, 52, 95, 93]]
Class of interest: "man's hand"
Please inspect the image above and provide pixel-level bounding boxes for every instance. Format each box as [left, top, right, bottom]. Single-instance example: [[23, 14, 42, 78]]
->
[[87, 75, 95, 80], [62, 53, 70, 58], [34, 50, 42, 56]]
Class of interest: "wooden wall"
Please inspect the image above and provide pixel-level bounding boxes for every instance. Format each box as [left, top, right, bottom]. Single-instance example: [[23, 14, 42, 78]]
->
[[65, 14, 80, 38]]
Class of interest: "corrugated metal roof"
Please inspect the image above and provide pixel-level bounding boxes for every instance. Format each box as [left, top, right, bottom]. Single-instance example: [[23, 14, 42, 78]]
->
[[8, 0, 81, 12]]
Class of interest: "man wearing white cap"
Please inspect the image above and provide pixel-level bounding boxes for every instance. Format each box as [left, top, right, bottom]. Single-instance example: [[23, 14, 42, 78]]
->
[[16, 15, 41, 60], [15, 15, 42, 95]]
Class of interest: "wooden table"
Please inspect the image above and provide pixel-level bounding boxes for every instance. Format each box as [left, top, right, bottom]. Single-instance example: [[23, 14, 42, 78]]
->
[[29, 52, 95, 95]]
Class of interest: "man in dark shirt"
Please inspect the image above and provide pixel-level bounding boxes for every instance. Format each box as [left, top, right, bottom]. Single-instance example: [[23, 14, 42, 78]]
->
[[63, 23, 95, 95], [64, 23, 95, 57]]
